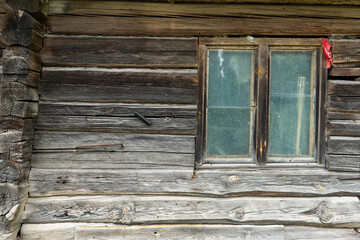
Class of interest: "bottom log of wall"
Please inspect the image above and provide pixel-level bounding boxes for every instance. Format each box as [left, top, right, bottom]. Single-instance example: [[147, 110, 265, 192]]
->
[[20, 223, 360, 240], [21, 196, 360, 227]]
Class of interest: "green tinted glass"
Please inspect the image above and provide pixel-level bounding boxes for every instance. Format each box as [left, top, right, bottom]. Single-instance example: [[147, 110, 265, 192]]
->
[[268, 51, 315, 157], [206, 50, 253, 156]]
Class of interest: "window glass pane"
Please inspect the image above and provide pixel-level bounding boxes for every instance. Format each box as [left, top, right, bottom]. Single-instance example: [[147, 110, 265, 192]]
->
[[268, 51, 314, 157], [206, 50, 253, 156]]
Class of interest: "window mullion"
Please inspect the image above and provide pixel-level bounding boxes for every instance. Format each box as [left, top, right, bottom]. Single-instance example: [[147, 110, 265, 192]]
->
[[256, 45, 270, 165]]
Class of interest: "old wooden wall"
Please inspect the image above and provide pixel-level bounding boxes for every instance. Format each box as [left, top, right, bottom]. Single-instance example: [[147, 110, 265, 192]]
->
[[0, 0, 47, 239], [14, 0, 360, 239]]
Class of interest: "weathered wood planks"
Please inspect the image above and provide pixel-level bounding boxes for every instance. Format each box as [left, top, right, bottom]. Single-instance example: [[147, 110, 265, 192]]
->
[[45, 1, 360, 36], [41, 36, 198, 68], [21, 195, 360, 227], [29, 168, 360, 197], [75, 225, 284, 240], [284, 226, 360, 240], [38, 102, 197, 118], [42, 68, 197, 88], [328, 120, 360, 136], [329, 68, 360, 77], [48, 1, 360, 19], [39, 83, 197, 104], [35, 115, 196, 134], [39, 69, 198, 103], [33, 131, 195, 153], [31, 151, 195, 169], [46, 15, 360, 36], [328, 96, 360, 112], [329, 80, 360, 96], [332, 40, 360, 67], [326, 155, 360, 172], [327, 136, 360, 155], [20, 223, 360, 240]]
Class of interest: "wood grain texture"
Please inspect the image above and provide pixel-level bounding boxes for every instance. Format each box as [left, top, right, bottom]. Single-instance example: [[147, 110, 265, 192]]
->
[[42, 68, 197, 89], [75, 225, 284, 240], [326, 155, 360, 172], [46, 15, 360, 36], [327, 136, 360, 155], [285, 226, 360, 240], [39, 68, 197, 104], [35, 115, 196, 134], [48, 1, 360, 19], [328, 96, 360, 112], [22, 195, 360, 227], [328, 120, 360, 136], [329, 80, 360, 96], [31, 151, 194, 169], [41, 36, 197, 68], [2, 10, 43, 51], [2, 47, 41, 74], [332, 40, 360, 67], [33, 131, 195, 153], [329, 68, 360, 77], [20, 223, 360, 240], [45, 1, 360, 36], [327, 112, 360, 121], [38, 102, 196, 118], [29, 168, 360, 197], [39, 83, 197, 104], [5, 0, 49, 20]]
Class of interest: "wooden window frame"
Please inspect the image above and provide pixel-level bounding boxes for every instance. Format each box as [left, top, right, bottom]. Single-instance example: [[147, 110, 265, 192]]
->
[[196, 37, 327, 168]]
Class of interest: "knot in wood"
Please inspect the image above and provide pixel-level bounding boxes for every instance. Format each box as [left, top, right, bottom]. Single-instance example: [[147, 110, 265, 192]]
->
[[122, 203, 134, 213], [318, 203, 334, 223], [235, 209, 245, 219], [228, 175, 239, 182]]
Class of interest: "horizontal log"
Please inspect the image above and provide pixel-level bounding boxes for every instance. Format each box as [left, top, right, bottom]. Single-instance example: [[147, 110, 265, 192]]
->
[[39, 83, 196, 104], [42, 68, 197, 89], [20, 223, 360, 240], [326, 154, 360, 172], [329, 68, 360, 77], [76, 224, 284, 240], [33, 131, 195, 153], [328, 96, 360, 112], [31, 151, 194, 169], [41, 36, 197, 68], [327, 112, 360, 120], [22, 195, 360, 227], [48, 1, 360, 19], [46, 15, 360, 36], [328, 120, 360, 136], [38, 102, 196, 117], [35, 115, 196, 134], [329, 80, 360, 96], [47, 0, 360, 6], [332, 40, 360, 66], [29, 168, 360, 197], [327, 136, 360, 155], [285, 226, 360, 240]]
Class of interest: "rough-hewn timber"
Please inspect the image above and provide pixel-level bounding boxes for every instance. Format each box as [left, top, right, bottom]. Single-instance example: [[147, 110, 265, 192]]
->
[[29, 168, 360, 197], [22, 195, 360, 227]]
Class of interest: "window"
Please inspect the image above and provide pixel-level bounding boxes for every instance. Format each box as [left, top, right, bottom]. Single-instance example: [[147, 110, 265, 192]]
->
[[196, 38, 326, 166]]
